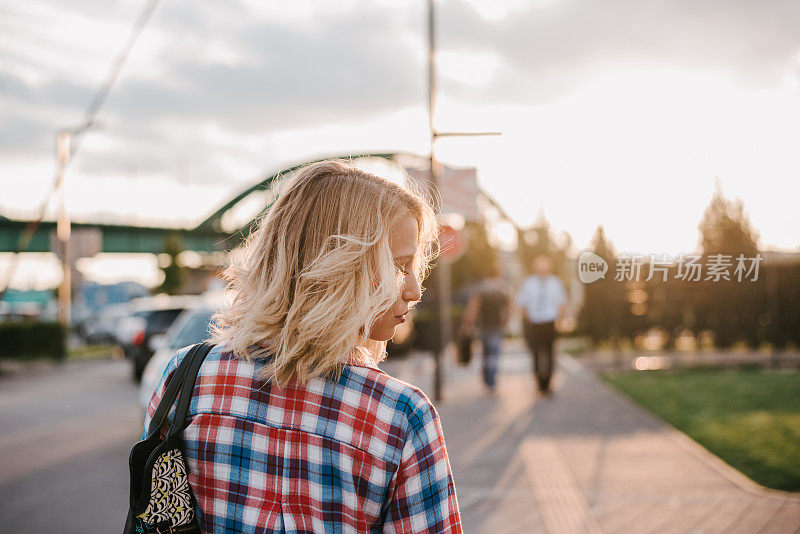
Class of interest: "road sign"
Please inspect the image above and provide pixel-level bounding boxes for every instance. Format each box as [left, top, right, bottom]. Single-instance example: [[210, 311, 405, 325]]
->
[[439, 224, 466, 262]]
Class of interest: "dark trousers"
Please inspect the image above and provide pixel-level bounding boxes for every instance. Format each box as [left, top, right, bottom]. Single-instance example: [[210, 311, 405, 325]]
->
[[479, 329, 503, 389], [523, 319, 556, 391]]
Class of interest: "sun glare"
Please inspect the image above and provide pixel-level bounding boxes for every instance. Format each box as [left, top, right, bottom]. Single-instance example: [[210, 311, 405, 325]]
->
[[434, 66, 800, 255]]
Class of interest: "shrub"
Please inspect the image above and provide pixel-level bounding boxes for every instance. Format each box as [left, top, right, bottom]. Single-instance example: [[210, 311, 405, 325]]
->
[[0, 321, 66, 360]]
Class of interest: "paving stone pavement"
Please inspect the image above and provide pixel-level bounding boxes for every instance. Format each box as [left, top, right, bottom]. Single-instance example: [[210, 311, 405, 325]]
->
[[381, 339, 800, 534]]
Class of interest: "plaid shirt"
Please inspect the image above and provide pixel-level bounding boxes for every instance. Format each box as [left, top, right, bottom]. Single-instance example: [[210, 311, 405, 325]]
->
[[143, 344, 463, 533]]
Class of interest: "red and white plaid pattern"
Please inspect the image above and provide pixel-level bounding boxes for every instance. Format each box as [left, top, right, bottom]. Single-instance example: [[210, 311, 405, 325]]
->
[[143, 344, 463, 533]]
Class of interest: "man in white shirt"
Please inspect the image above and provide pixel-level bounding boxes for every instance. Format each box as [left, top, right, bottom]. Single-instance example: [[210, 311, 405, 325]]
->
[[516, 255, 567, 394]]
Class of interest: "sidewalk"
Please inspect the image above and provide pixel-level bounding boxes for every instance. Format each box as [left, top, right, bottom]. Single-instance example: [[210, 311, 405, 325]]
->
[[382, 339, 800, 534]]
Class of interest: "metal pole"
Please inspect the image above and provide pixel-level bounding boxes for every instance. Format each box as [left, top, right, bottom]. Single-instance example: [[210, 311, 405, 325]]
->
[[425, 0, 501, 401], [427, 0, 446, 402], [56, 131, 71, 327]]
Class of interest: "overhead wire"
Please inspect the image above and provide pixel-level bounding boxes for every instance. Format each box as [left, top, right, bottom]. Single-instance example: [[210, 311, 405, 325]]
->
[[0, 0, 162, 298]]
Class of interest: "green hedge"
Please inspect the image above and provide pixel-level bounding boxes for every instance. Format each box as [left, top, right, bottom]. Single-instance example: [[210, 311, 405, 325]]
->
[[0, 321, 66, 360]]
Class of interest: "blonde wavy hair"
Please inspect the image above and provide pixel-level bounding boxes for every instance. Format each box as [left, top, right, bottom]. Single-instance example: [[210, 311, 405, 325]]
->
[[211, 159, 440, 386]]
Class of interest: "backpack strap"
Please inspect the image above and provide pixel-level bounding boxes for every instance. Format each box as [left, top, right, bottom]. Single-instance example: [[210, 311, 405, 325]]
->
[[146, 343, 203, 438], [167, 342, 215, 440]]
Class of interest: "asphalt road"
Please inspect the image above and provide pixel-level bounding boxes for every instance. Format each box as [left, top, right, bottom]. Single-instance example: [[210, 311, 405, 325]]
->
[[0, 358, 144, 533]]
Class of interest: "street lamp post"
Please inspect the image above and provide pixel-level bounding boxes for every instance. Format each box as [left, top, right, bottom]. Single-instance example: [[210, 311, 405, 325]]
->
[[427, 0, 445, 402], [426, 0, 500, 402], [53, 120, 100, 328], [55, 130, 72, 327]]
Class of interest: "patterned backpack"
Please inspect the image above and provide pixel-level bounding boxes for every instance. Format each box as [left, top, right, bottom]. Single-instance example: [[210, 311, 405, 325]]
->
[[124, 342, 214, 534]]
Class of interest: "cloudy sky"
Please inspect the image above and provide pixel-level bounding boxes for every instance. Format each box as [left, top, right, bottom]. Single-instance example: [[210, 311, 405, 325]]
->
[[2, 0, 800, 285]]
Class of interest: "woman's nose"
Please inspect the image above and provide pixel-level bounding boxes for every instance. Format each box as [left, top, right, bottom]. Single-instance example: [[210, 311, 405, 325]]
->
[[403, 275, 422, 302]]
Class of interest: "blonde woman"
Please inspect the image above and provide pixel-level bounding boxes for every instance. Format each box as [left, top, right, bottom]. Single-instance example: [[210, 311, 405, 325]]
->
[[143, 160, 463, 533]]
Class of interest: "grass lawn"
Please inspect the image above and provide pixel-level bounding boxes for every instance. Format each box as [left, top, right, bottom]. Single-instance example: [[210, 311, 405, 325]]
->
[[602, 367, 800, 492], [67, 343, 118, 360]]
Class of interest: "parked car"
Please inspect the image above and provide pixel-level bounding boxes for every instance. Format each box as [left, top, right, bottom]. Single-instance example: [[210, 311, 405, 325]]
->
[[81, 303, 132, 345], [138, 293, 227, 409], [121, 294, 199, 382]]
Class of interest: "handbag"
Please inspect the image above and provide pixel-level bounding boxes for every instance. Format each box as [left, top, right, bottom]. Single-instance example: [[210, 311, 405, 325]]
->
[[123, 342, 215, 534], [456, 332, 474, 366]]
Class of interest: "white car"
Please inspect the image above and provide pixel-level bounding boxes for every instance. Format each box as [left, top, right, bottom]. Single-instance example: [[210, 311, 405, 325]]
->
[[121, 294, 201, 383], [82, 303, 132, 344], [138, 293, 228, 410]]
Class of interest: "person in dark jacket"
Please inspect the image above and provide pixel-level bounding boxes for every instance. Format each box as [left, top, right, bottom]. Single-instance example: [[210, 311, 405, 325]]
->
[[459, 261, 510, 395]]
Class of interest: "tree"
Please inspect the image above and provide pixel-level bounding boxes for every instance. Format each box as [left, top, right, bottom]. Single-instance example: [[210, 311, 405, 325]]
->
[[578, 226, 628, 346], [450, 219, 498, 292], [698, 180, 759, 257], [155, 233, 186, 295], [695, 182, 764, 348], [516, 208, 570, 279]]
